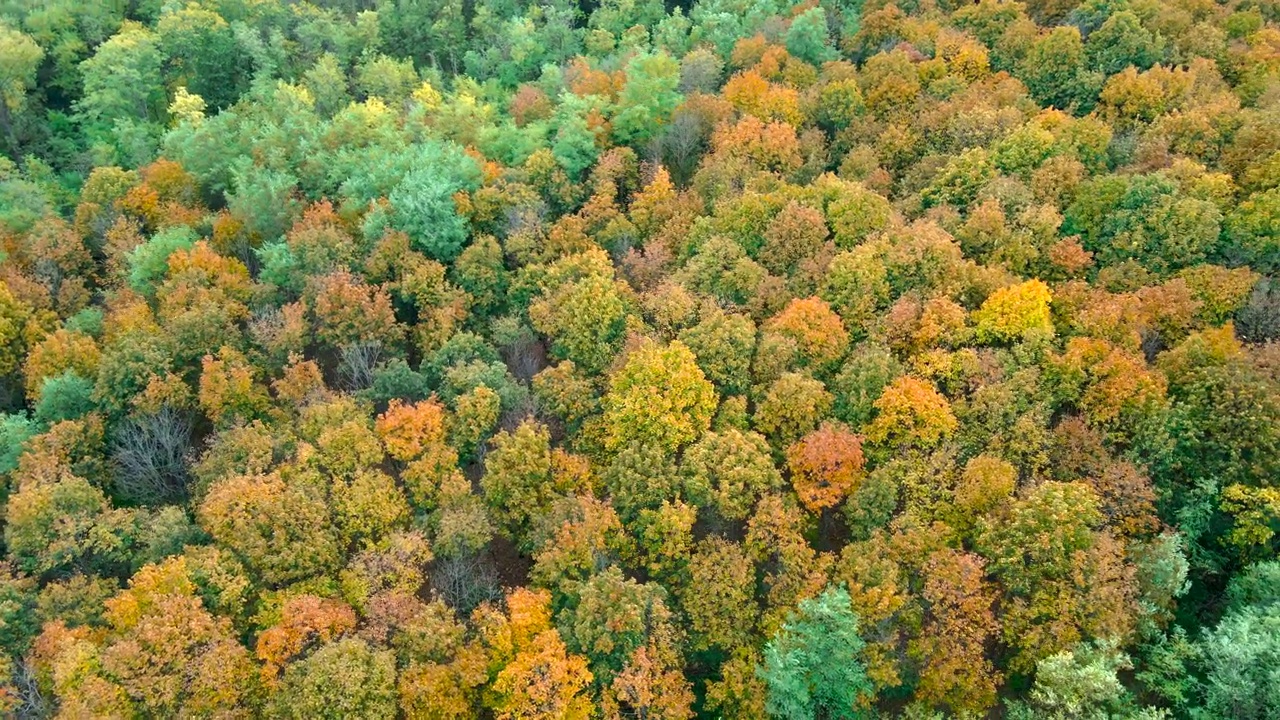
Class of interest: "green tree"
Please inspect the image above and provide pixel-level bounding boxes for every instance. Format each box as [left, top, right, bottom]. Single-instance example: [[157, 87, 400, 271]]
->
[[156, 4, 251, 111], [34, 372, 95, 424], [1017, 27, 1103, 112], [387, 141, 482, 261], [758, 584, 874, 720], [76, 21, 167, 161], [561, 567, 677, 682], [1225, 188, 1280, 273], [1084, 11, 1165, 76], [681, 428, 783, 521], [0, 23, 43, 154], [482, 420, 592, 548], [268, 637, 397, 720], [1012, 640, 1138, 720], [613, 50, 683, 146], [786, 7, 836, 66], [678, 308, 757, 396], [1197, 606, 1280, 720]]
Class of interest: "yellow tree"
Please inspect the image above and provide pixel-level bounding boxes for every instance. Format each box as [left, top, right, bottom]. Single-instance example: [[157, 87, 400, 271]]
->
[[973, 279, 1055, 344], [602, 340, 717, 455]]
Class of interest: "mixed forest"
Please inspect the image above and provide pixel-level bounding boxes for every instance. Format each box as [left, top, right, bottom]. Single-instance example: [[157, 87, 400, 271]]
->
[[1, 0, 1280, 717]]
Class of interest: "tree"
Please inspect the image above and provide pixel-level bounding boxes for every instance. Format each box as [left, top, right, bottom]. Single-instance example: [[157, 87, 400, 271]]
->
[[5, 470, 128, 578], [156, 3, 251, 111], [76, 21, 167, 160], [607, 636, 695, 720], [1017, 27, 1102, 112], [678, 308, 757, 396], [1014, 640, 1137, 720], [490, 629, 594, 720], [830, 343, 901, 427], [34, 372, 95, 424], [308, 270, 402, 350], [257, 594, 357, 682], [602, 340, 717, 455], [613, 51, 683, 146], [387, 141, 482, 262], [909, 549, 1002, 716], [197, 472, 342, 587], [976, 482, 1138, 672], [530, 273, 631, 375], [764, 297, 850, 371], [821, 246, 891, 336], [32, 556, 258, 717], [973, 279, 1054, 344], [864, 376, 957, 455], [111, 406, 193, 505], [529, 497, 628, 602], [1225, 188, 1280, 273], [754, 373, 833, 449], [198, 346, 270, 428], [0, 24, 43, 154], [127, 226, 197, 295], [681, 429, 783, 521], [561, 567, 677, 682], [682, 537, 759, 652], [1195, 602, 1280, 720], [481, 420, 592, 548], [1063, 174, 1223, 274], [758, 584, 874, 720], [786, 423, 865, 513], [603, 443, 684, 520], [268, 637, 397, 720], [786, 7, 836, 66], [1084, 11, 1166, 76], [375, 398, 448, 463]]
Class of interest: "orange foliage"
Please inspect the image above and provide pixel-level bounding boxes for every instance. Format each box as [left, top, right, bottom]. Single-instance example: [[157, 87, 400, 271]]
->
[[709, 116, 804, 174], [786, 422, 866, 512], [765, 296, 850, 368], [375, 398, 449, 462], [256, 594, 358, 684], [723, 70, 804, 126]]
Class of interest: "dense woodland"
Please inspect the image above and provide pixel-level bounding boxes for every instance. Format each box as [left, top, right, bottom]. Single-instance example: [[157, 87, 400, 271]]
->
[[0, 0, 1279, 717]]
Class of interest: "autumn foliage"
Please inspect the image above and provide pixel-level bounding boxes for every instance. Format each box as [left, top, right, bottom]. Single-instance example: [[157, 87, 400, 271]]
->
[[0, 0, 1275, 717]]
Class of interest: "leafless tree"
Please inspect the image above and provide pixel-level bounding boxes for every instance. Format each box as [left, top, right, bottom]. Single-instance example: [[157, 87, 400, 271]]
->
[[431, 552, 502, 615], [14, 659, 48, 720], [111, 406, 192, 505], [338, 342, 383, 392]]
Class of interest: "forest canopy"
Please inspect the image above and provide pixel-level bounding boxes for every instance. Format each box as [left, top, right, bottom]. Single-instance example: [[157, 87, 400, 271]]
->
[[1, 0, 1280, 717]]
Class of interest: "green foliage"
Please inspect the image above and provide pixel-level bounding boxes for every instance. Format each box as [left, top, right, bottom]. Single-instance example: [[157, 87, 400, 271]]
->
[[3, 0, 1280, 716], [0, 413, 35, 477], [759, 584, 874, 720], [127, 225, 197, 294], [786, 8, 836, 66], [1198, 606, 1280, 720], [1225, 188, 1280, 273], [34, 371, 95, 424], [387, 141, 481, 261], [268, 637, 398, 720], [1012, 641, 1137, 719], [75, 21, 166, 160], [1084, 11, 1165, 76], [602, 340, 717, 455], [1064, 173, 1223, 274], [613, 50, 683, 145], [1017, 27, 1103, 112]]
